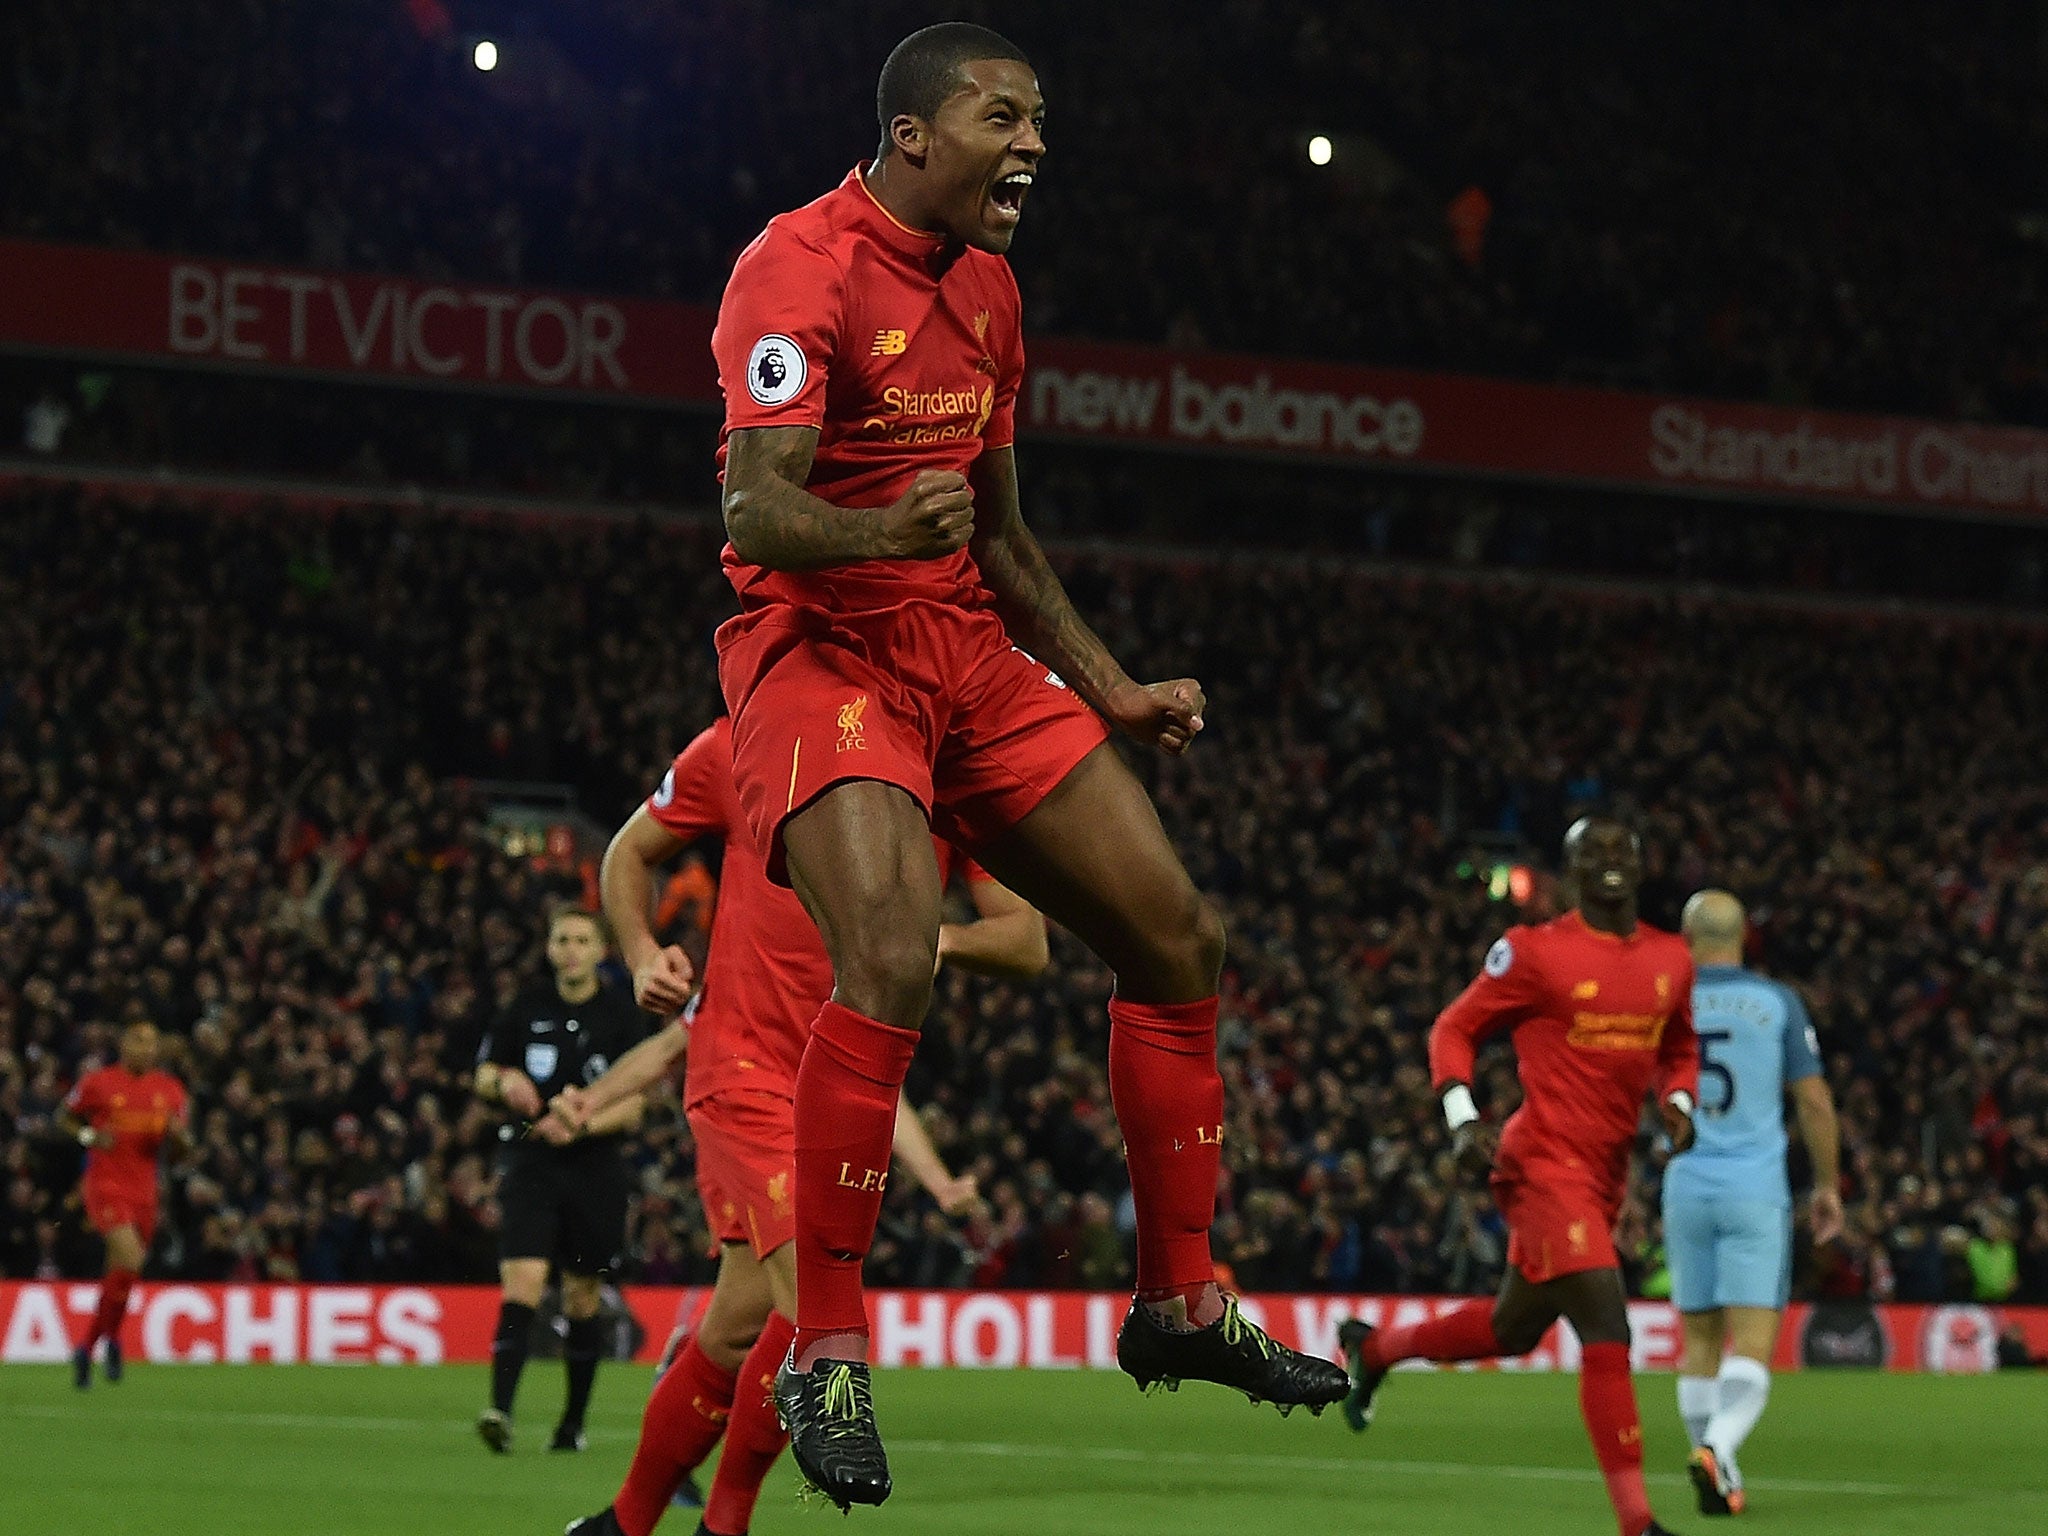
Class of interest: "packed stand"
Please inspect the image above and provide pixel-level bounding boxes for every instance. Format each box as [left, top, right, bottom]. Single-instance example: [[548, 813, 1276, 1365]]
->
[[5, 0, 2047, 424], [3, 478, 2046, 1303], [11, 358, 2048, 617]]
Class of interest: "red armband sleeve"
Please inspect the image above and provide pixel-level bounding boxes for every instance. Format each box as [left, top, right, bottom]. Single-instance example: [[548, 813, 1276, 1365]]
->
[[1658, 955, 1701, 1104], [1429, 931, 1544, 1091], [982, 269, 1023, 451], [712, 226, 843, 433], [648, 726, 739, 842]]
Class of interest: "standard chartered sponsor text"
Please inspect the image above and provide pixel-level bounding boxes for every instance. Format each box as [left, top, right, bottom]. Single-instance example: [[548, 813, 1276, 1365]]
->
[[1650, 403, 2048, 511], [1031, 365, 1423, 458]]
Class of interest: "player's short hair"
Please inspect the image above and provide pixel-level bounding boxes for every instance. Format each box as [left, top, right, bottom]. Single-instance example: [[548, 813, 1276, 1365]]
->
[[876, 22, 1031, 136]]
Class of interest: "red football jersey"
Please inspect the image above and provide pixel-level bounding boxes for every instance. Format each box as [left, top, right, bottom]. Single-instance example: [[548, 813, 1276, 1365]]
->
[[1430, 912, 1699, 1198], [711, 164, 1024, 612], [647, 718, 984, 1105], [65, 1066, 188, 1194]]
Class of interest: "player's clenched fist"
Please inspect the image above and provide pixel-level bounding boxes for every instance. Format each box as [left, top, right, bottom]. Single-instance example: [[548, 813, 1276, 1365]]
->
[[632, 945, 696, 1014], [880, 469, 974, 558], [1104, 678, 1207, 755], [1451, 1120, 1500, 1178], [1658, 1097, 1697, 1154]]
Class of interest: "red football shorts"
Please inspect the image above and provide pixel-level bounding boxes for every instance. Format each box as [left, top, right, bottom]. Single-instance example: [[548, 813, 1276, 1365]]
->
[[688, 1089, 799, 1261], [83, 1176, 159, 1246], [717, 599, 1108, 879], [1494, 1172, 1621, 1285]]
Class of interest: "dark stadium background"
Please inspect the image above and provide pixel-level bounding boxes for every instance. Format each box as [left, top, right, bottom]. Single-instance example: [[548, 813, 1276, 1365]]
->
[[3, 0, 2045, 1324]]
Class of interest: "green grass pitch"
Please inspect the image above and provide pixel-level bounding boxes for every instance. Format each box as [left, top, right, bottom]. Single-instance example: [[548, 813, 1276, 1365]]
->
[[6, 1363, 2043, 1534]]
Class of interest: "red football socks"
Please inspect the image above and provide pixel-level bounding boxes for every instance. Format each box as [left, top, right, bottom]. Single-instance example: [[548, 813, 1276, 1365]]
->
[[1109, 996, 1225, 1302], [612, 1338, 738, 1536], [1363, 1298, 1503, 1369], [86, 1267, 138, 1348], [791, 1001, 920, 1368], [1579, 1340, 1655, 1536], [703, 1311, 796, 1536]]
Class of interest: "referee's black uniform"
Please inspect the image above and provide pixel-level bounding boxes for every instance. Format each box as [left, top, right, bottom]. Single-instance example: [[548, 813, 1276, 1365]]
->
[[482, 979, 649, 1272], [477, 976, 650, 1448]]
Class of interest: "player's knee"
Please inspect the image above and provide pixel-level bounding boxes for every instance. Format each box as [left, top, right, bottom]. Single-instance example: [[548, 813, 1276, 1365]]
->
[[701, 1311, 764, 1363], [1157, 891, 1226, 991], [831, 924, 937, 1027], [1493, 1313, 1549, 1356]]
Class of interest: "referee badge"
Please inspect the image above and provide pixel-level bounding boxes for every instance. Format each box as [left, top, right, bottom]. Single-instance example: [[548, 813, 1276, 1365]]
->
[[1484, 936, 1515, 977], [525, 1042, 559, 1080]]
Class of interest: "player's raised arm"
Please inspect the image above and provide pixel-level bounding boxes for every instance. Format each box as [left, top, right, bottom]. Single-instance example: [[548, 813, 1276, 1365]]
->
[[936, 871, 1048, 980], [968, 444, 1205, 755], [601, 804, 696, 1014]]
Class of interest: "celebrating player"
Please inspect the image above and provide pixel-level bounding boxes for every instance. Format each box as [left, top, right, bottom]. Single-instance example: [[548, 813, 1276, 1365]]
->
[[59, 1020, 190, 1388], [1665, 890, 1842, 1516], [1338, 818, 1698, 1536], [471, 906, 653, 1455], [708, 18, 1346, 1508], [554, 715, 1038, 1536]]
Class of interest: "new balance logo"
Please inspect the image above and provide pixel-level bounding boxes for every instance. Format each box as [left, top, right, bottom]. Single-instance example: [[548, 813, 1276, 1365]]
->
[[871, 328, 908, 356]]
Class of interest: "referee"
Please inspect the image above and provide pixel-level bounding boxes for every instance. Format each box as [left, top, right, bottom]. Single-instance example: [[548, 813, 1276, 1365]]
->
[[472, 905, 653, 1454]]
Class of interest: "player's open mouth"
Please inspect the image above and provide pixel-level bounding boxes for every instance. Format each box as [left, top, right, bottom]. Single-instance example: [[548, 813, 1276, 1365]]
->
[[987, 171, 1033, 226]]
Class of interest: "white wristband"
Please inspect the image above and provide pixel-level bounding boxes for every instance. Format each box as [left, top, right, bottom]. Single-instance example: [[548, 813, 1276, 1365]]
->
[[1442, 1084, 1480, 1132], [1667, 1090, 1695, 1117]]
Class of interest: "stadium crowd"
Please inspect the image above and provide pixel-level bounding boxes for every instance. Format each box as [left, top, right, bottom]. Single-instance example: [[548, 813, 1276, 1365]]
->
[[5, 0, 2047, 425], [4, 477, 2046, 1306]]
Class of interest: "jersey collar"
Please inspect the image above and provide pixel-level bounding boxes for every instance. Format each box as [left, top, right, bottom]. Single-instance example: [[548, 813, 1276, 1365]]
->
[[1566, 910, 1640, 945], [848, 164, 952, 262]]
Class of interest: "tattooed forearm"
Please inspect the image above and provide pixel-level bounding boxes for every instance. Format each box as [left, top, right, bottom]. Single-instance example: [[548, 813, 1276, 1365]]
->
[[970, 451, 1132, 711], [725, 475, 893, 569], [723, 425, 891, 570]]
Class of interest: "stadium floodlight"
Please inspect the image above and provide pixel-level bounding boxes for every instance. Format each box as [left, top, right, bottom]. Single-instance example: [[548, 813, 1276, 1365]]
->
[[473, 38, 500, 72], [1307, 135, 1333, 166]]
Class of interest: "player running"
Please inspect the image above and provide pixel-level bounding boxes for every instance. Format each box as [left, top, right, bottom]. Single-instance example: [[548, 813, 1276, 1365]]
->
[[1338, 818, 1698, 1536], [59, 1020, 190, 1388], [1665, 890, 1842, 1516], [554, 716, 1039, 1536], [709, 18, 1346, 1508]]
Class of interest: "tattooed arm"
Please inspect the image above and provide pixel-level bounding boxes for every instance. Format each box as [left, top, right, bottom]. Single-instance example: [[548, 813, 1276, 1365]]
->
[[722, 427, 975, 570], [969, 446, 1206, 754]]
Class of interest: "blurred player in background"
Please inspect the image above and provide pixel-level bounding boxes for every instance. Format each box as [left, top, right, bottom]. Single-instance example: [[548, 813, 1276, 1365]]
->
[[1339, 818, 1698, 1536], [471, 907, 652, 1455], [1665, 890, 1842, 1516], [712, 19, 1346, 1505], [555, 716, 1041, 1536], [59, 1020, 190, 1388]]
